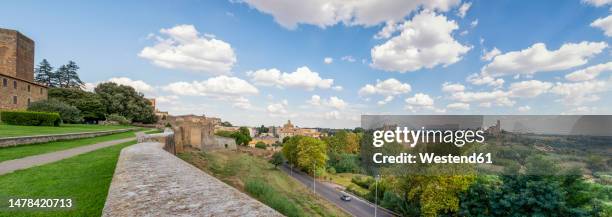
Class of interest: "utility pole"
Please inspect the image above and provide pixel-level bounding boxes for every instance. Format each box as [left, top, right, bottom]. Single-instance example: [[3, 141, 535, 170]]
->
[[313, 162, 316, 193], [375, 174, 380, 217]]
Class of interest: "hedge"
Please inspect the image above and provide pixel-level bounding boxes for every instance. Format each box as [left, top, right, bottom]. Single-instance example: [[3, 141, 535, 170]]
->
[[0, 111, 61, 126]]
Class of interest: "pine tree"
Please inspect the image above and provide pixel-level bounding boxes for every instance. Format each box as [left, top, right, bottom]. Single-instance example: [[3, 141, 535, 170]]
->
[[64, 61, 84, 89], [54, 65, 69, 88], [34, 59, 54, 87]]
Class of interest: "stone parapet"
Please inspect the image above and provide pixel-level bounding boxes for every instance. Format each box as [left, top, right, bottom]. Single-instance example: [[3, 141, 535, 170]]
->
[[0, 128, 136, 148]]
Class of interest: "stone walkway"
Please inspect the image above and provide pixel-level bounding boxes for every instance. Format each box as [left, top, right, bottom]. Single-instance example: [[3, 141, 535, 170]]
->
[[0, 137, 135, 175]]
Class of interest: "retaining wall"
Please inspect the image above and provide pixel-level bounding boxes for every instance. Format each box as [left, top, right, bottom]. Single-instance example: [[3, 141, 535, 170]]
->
[[0, 128, 136, 148]]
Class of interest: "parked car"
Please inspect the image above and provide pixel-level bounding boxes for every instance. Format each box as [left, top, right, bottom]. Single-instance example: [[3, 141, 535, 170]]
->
[[340, 192, 352, 201]]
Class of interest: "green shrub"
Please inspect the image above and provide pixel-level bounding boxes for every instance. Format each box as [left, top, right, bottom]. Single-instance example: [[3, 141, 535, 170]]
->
[[255, 141, 267, 149], [0, 110, 61, 126], [28, 99, 82, 123], [105, 114, 131, 125], [245, 178, 304, 217], [351, 175, 375, 189]]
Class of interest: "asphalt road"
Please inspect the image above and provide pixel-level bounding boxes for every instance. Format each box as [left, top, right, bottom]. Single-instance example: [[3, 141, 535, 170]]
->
[[280, 165, 396, 217]]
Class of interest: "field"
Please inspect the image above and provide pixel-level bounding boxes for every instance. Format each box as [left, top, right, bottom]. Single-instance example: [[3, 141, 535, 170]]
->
[[0, 130, 137, 162], [0, 140, 136, 217], [0, 123, 131, 138], [178, 149, 350, 217]]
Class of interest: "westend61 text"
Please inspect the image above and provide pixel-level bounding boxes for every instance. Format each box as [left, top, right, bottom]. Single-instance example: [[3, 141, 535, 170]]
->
[[373, 153, 493, 164]]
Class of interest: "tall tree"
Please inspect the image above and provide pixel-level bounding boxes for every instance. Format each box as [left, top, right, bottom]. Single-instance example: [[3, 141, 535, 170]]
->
[[56, 61, 84, 89], [95, 82, 157, 124], [34, 59, 55, 87]]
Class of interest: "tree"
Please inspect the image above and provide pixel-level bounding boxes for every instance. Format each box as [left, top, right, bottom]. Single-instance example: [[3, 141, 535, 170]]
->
[[48, 88, 106, 122], [28, 99, 82, 123], [296, 137, 328, 175], [324, 130, 360, 154], [255, 141, 267, 149], [55, 61, 84, 89], [34, 59, 54, 87], [258, 125, 269, 134], [270, 152, 284, 168], [95, 82, 157, 124], [220, 121, 233, 127]]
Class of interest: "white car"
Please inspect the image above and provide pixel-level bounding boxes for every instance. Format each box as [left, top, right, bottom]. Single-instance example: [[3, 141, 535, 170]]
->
[[340, 192, 352, 201]]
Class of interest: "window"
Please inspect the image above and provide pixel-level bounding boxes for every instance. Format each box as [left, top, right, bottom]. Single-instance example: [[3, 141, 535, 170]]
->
[[13, 96, 17, 104], [40, 88, 43, 94], [27, 98, 31, 106], [28, 85, 31, 92], [2, 78, 6, 87], [13, 80, 17, 89]]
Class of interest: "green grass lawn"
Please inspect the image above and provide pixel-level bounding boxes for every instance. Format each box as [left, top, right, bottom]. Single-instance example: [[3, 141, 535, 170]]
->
[[178, 150, 350, 217], [0, 123, 132, 138], [144, 128, 163, 134], [0, 140, 135, 217], [0, 131, 137, 162]]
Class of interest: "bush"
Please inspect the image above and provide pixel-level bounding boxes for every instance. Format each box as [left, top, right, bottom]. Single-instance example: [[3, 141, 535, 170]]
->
[[105, 114, 131, 125], [351, 175, 375, 189], [28, 99, 82, 123], [245, 179, 304, 217], [0, 111, 61, 126], [255, 141, 267, 149]]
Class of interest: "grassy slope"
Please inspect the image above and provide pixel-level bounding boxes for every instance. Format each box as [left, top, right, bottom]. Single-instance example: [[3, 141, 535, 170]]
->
[[0, 123, 131, 138], [0, 140, 135, 217], [0, 131, 136, 162], [179, 150, 350, 217]]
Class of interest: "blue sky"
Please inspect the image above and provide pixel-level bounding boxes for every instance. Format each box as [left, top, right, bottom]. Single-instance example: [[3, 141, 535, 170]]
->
[[2, 0, 611, 128]]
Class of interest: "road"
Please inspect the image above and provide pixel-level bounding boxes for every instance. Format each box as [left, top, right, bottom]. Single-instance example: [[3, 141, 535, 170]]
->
[[280, 165, 396, 217]]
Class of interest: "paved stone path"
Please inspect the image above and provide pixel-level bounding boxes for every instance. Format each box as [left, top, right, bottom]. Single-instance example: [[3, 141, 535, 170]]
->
[[0, 137, 135, 175]]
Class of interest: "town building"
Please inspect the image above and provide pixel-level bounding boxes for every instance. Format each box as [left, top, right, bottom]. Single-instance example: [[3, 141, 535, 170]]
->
[[278, 120, 321, 141], [0, 28, 47, 110], [248, 135, 279, 147]]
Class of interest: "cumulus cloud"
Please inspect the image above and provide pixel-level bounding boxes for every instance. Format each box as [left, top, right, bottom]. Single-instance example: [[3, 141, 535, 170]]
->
[[508, 80, 553, 98], [247, 66, 334, 90], [370, 11, 471, 73], [517, 105, 531, 112], [591, 14, 612, 37], [480, 41, 608, 78], [457, 2, 471, 18], [449, 89, 514, 107], [582, 0, 612, 7], [341, 55, 356, 62], [481, 47, 501, 61], [550, 79, 611, 105], [565, 61, 612, 81], [324, 57, 333, 64], [85, 77, 154, 94], [238, 0, 461, 29], [446, 102, 470, 110], [307, 95, 347, 109], [267, 100, 289, 114], [441, 82, 465, 93], [163, 75, 258, 96], [466, 73, 504, 87], [374, 20, 402, 39], [139, 24, 237, 75], [358, 78, 411, 97], [405, 93, 434, 106]]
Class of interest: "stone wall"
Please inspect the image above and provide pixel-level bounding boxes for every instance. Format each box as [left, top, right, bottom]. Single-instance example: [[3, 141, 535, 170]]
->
[[0, 75, 47, 110], [0, 128, 135, 148], [102, 140, 283, 217]]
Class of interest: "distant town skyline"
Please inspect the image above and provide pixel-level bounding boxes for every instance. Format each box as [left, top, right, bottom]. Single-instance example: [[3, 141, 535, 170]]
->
[[1, 0, 611, 128]]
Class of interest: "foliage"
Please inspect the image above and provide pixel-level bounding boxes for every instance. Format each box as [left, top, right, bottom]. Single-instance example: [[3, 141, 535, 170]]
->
[[255, 141, 267, 149], [244, 178, 305, 217], [282, 136, 328, 175], [27, 99, 82, 123], [220, 121, 232, 127], [351, 175, 375, 189], [95, 82, 157, 124], [215, 129, 251, 146], [54, 61, 84, 88], [0, 111, 61, 126], [396, 175, 476, 217], [34, 59, 54, 87], [328, 152, 361, 173], [104, 114, 131, 125], [48, 88, 106, 122], [258, 125, 269, 134], [270, 152, 284, 168], [323, 130, 360, 154]]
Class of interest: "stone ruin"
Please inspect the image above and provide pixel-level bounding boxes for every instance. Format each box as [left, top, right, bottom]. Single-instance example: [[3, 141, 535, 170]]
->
[[164, 115, 236, 153]]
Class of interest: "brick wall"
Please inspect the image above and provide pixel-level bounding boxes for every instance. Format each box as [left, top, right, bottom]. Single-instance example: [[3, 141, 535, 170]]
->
[[0, 75, 47, 110]]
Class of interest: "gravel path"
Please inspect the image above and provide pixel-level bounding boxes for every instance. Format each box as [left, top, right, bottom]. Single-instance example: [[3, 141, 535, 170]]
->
[[0, 137, 135, 175]]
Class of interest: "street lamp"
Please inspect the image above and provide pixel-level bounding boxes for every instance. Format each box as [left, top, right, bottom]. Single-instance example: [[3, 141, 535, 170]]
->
[[375, 174, 380, 217], [313, 162, 316, 193]]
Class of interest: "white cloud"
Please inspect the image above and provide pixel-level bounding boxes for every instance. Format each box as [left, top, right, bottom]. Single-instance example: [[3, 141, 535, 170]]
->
[[517, 105, 531, 112], [467, 73, 504, 87], [163, 75, 258, 96], [370, 11, 471, 73], [508, 80, 552, 98], [582, 0, 612, 7], [324, 57, 333, 64], [139, 25, 237, 75], [358, 78, 411, 97], [565, 61, 612, 81], [107, 77, 155, 93], [307, 95, 347, 109], [457, 2, 471, 18], [232, 97, 254, 110], [550, 79, 611, 105], [480, 41, 608, 78], [481, 47, 501, 61], [441, 82, 465, 92], [333, 86, 343, 91], [156, 95, 179, 104], [450, 89, 514, 107], [324, 110, 341, 120], [247, 66, 334, 90], [591, 14, 612, 37], [377, 96, 395, 105], [405, 93, 434, 106], [446, 102, 470, 110], [267, 100, 289, 114], [238, 0, 461, 29], [374, 20, 402, 39], [470, 19, 479, 28], [341, 55, 356, 62]]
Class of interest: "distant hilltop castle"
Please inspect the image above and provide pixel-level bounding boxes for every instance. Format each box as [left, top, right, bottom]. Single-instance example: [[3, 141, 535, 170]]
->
[[277, 120, 321, 141], [0, 28, 48, 110]]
